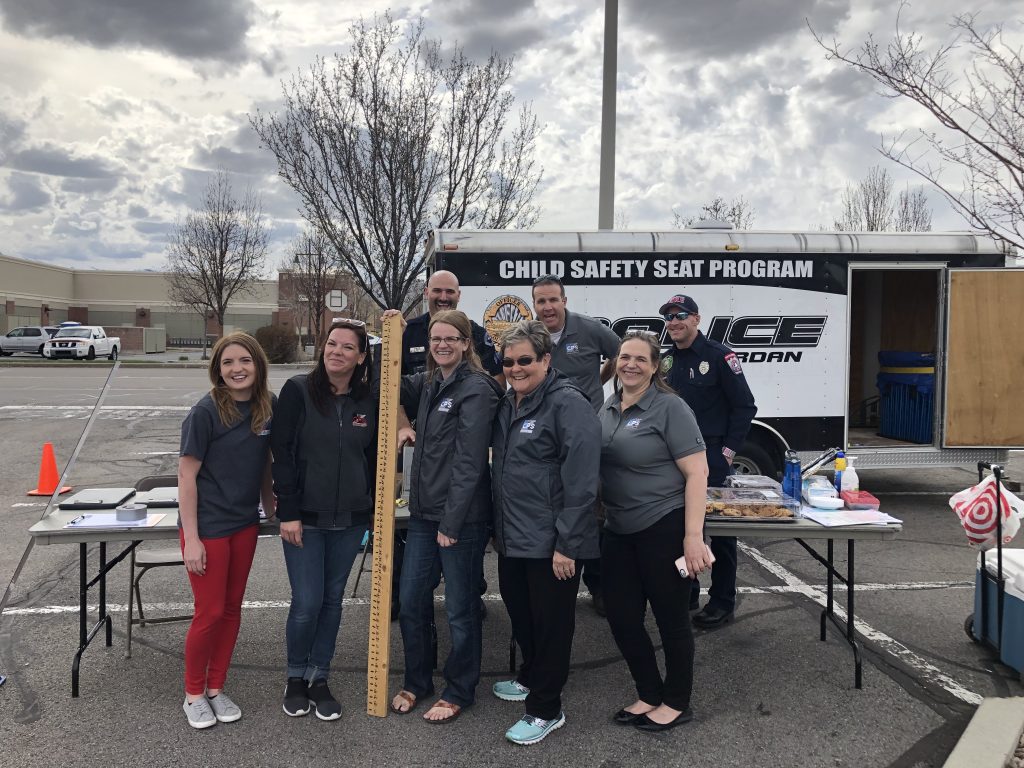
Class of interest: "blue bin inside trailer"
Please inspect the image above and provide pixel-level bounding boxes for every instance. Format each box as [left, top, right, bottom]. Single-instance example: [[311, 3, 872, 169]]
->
[[876, 351, 935, 444]]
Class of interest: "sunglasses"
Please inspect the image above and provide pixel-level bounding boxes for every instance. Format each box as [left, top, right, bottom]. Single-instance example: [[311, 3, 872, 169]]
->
[[662, 311, 691, 322], [501, 355, 539, 368]]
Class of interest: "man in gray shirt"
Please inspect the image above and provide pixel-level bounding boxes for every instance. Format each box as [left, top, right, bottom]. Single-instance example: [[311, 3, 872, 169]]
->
[[532, 274, 621, 615]]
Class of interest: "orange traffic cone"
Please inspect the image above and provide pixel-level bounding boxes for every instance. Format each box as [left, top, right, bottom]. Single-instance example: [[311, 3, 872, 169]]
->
[[27, 442, 72, 496]]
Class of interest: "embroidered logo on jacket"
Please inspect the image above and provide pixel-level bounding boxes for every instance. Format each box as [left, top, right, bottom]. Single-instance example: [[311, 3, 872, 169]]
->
[[625, 417, 642, 429], [565, 342, 579, 353], [520, 420, 537, 434], [438, 398, 454, 413], [352, 414, 368, 427]]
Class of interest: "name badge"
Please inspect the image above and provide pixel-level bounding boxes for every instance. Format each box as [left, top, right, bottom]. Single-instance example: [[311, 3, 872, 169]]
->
[[438, 398, 453, 413], [410, 346, 426, 354], [520, 420, 536, 434]]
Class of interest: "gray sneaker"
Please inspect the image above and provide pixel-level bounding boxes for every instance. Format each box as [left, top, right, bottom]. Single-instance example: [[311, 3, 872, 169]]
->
[[183, 697, 217, 729], [207, 692, 242, 723]]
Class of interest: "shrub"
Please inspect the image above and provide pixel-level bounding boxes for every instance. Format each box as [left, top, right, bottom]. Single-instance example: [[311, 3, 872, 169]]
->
[[255, 325, 299, 364]]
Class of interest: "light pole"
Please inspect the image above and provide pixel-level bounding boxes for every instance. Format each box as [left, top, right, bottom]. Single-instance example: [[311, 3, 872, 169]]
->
[[294, 238, 315, 354], [598, 0, 618, 230]]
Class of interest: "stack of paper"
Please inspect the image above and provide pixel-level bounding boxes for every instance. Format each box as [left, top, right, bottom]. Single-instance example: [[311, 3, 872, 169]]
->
[[800, 507, 902, 527]]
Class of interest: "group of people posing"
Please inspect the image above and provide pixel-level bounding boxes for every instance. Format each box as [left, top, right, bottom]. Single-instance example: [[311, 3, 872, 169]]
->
[[175, 270, 757, 746]]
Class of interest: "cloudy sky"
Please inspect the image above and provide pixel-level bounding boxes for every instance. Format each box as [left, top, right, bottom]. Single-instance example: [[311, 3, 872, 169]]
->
[[0, 0, 1019, 271]]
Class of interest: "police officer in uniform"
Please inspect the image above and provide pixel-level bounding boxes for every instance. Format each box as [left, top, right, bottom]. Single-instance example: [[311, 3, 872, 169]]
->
[[532, 274, 620, 616], [660, 294, 756, 630]]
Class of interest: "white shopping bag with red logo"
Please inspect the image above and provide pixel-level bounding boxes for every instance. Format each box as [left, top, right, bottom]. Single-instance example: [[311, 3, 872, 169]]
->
[[949, 475, 1024, 550]]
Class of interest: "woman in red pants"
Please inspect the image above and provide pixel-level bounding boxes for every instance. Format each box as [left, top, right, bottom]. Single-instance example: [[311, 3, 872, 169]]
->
[[177, 332, 275, 729]]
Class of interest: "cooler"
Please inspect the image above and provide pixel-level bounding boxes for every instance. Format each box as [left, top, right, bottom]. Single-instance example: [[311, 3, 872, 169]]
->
[[876, 351, 935, 443], [973, 548, 1024, 674]]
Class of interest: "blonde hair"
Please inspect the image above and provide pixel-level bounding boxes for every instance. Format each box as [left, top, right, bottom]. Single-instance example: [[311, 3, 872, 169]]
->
[[207, 332, 273, 433]]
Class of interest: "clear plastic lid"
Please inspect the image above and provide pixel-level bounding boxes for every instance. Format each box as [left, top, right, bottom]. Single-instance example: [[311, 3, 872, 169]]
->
[[724, 474, 783, 492]]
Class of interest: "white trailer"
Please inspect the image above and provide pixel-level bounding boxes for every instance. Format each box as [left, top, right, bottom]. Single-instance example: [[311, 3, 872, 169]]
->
[[427, 228, 1024, 476]]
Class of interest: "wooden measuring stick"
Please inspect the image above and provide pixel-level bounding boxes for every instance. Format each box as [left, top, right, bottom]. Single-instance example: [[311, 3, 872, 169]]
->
[[366, 314, 402, 717]]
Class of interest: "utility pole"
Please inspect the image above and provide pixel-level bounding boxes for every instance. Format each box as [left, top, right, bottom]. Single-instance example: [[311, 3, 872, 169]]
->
[[598, 0, 618, 230]]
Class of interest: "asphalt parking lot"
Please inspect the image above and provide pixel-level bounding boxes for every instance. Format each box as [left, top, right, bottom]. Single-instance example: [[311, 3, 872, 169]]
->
[[0, 362, 1022, 768]]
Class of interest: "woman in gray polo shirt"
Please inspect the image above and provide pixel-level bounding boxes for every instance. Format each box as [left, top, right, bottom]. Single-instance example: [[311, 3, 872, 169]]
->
[[599, 332, 711, 733]]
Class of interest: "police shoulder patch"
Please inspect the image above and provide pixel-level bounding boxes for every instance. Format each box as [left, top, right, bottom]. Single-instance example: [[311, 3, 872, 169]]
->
[[661, 356, 673, 373], [724, 352, 743, 375]]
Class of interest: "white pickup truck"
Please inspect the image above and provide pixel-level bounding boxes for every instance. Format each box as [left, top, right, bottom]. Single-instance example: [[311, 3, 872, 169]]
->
[[43, 325, 120, 360]]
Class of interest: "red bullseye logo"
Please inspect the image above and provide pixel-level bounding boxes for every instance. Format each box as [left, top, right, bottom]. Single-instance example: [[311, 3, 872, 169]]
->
[[954, 482, 1014, 546]]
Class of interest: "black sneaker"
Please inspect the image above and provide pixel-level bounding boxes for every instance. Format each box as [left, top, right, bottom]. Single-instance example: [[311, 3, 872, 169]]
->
[[307, 678, 342, 721], [282, 677, 311, 717]]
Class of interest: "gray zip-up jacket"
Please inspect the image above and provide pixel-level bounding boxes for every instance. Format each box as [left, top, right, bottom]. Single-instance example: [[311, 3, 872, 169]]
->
[[491, 368, 601, 560], [549, 310, 621, 411], [401, 362, 503, 539]]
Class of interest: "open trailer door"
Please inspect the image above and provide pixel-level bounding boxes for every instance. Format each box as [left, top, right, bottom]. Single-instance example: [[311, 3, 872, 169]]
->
[[943, 268, 1024, 447]]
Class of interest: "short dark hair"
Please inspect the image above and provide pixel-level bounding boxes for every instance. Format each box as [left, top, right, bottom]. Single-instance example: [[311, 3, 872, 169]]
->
[[531, 274, 565, 298]]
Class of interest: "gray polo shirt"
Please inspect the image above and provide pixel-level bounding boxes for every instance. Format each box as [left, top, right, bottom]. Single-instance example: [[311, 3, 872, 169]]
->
[[599, 385, 705, 534], [549, 310, 621, 411]]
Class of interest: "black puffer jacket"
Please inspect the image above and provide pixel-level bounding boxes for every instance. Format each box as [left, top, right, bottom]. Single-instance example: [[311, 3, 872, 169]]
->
[[491, 368, 601, 560], [401, 362, 503, 539]]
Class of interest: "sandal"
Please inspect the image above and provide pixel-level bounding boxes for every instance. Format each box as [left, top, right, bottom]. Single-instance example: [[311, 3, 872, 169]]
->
[[423, 699, 461, 724], [390, 690, 419, 715]]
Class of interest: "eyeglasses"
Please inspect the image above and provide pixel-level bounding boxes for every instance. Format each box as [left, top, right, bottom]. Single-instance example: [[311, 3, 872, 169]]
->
[[662, 312, 691, 322], [501, 355, 539, 368], [429, 335, 465, 345]]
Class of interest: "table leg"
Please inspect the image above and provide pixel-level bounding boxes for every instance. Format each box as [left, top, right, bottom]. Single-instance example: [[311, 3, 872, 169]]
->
[[72, 543, 86, 697], [848, 539, 862, 688], [100, 543, 112, 647]]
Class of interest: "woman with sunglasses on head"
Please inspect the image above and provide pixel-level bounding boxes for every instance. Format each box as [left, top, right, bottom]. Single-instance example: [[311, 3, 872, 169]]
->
[[271, 319, 377, 722], [383, 309, 503, 724], [489, 319, 601, 746], [599, 332, 711, 733], [178, 332, 275, 730]]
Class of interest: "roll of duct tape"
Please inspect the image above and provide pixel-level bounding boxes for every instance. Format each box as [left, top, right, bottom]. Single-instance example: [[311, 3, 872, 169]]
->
[[116, 501, 148, 522]]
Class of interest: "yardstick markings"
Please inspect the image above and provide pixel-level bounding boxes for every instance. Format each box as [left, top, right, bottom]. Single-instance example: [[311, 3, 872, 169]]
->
[[366, 315, 401, 717]]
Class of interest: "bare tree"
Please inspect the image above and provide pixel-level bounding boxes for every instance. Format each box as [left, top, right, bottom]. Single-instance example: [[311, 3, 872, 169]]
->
[[894, 185, 933, 231], [283, 228, 348, 352], [166, 170, 270, 335], [672, 195, 756, 229], [833, 165, 932, 231], [251, 13, 542, 312], [811, 5, 1023, 249]]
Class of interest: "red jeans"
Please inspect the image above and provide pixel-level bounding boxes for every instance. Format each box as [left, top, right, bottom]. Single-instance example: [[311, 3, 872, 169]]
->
[[180, 524, 258, 695]]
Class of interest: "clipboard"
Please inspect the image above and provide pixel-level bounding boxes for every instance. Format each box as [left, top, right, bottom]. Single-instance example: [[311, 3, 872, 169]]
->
[[133, 487, 179, 508], [58, 488, 136, 510]]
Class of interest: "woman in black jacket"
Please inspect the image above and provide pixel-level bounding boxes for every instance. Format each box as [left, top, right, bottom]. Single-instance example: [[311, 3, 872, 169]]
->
[[271, 319, 376, 722], [490, 319, 601, 746], [387, 310, 502, 724]]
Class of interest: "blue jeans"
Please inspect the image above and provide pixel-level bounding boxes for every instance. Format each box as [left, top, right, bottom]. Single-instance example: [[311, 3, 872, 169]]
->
[[398, 517, 485, 708], [282, 524, 366, 682]]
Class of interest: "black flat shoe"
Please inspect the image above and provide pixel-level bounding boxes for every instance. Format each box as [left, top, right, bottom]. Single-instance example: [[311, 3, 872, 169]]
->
[[692, 605, 733, 629], [612, 708, 647, 725], [634, 708, 694, 732]]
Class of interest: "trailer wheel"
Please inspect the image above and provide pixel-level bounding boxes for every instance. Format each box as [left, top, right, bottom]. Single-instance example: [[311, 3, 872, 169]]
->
[[734, 441, 779, 478], [964, 614, 978, 643]]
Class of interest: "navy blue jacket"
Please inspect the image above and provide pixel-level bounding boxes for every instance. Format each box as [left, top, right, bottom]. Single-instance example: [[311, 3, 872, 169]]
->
[[664, 331, 756, 454]]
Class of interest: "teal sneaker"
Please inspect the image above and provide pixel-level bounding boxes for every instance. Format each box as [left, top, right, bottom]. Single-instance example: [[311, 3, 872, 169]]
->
[[492, 679, 530, 702], [505, 712, 566, 745]]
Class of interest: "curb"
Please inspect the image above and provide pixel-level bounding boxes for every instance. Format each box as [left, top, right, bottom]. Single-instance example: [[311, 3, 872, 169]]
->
[[943, 697, 1024, 768]]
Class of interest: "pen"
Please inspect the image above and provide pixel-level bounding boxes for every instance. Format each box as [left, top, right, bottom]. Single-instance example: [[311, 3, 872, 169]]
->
[[68, 515, 85, 525]]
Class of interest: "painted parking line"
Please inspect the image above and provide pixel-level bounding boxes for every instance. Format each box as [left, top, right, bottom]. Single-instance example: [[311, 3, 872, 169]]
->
[[739, 541, 983, 705], [0, 580, 973, 617]]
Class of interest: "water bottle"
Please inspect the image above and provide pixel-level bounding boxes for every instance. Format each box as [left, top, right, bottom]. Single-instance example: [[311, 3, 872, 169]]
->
[[834, 450, 846, 492], [783, 450, 801, 503]]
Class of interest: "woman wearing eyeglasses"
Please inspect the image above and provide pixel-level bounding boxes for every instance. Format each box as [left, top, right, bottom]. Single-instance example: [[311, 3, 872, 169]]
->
[[271, 319, 377, 722], [489, 319, 601, 746], [384, 310, 503, 724], [599, 332, 711, 733]]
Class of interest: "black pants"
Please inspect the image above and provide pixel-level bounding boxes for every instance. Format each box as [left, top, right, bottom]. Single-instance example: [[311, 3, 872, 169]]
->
[[603, 508, 695, 711], [690, 442, 738, 612], [498, 554, 581, 720]]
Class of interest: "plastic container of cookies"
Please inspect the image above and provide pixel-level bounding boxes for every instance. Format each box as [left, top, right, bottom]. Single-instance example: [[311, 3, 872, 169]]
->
[[705, 487, 801, 522]]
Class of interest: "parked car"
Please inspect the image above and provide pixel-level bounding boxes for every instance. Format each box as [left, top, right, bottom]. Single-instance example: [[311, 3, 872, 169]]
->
[[0, 326, 58, 356], [42, 326, 120, 360]]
